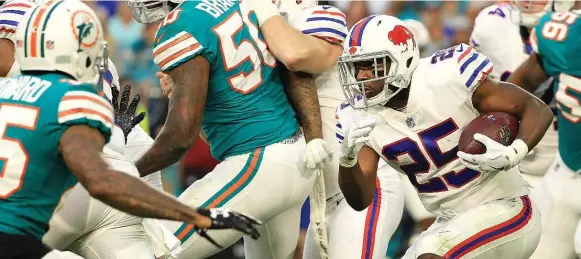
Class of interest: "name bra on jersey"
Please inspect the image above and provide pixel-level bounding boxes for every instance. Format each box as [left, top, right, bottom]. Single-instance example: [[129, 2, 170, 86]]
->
[[195, 0, 236, 18], [0, 76, 51, 103]]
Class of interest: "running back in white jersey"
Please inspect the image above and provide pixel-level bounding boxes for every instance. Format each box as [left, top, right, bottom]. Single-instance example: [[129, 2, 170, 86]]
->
[[336, 44, 530, 216], [289, 5, 347, 109], [0, 0, 36, 42], [471, 4, 530, 82]]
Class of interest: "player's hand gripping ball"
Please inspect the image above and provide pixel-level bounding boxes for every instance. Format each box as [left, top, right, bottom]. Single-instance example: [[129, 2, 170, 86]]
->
[[457, 112, 527, 174]]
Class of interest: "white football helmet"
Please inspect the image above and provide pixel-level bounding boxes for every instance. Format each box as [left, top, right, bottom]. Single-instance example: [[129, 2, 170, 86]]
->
[[274, 0, 317, 20], [14, 0, 105, 84], [127, 0, 183, 24], [338, 15, 420, 110], [512, 0, 575, 27]]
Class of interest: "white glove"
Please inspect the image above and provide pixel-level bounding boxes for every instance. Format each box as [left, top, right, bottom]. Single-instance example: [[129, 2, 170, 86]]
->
[[339, 117, 376, 168], [457, 133, 529, 173], [305, 138, 334, 169]]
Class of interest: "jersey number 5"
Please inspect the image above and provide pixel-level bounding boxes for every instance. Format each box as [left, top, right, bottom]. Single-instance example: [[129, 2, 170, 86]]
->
[[382, 119, 480, 193], [212, 5, 277, 94], [0, 105, 39, 198]]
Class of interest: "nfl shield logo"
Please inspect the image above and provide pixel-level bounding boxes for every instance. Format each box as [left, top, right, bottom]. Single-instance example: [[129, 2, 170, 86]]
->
[[46, 40, 54, 50]]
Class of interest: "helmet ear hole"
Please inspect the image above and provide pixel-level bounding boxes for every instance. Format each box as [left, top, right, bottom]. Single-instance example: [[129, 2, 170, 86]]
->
[[406, 57, 413, 68], [85, 57, 91, 68]]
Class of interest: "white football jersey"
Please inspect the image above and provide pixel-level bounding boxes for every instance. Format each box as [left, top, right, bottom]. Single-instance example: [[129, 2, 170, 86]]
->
[[470, 4, 529, 81], [289, 5, 347, 108], [336, 44, 529, 216], [0, 0, 37, 42]]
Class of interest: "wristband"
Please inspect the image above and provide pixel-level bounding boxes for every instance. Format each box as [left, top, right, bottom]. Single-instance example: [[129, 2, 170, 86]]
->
[[251, 0, 280, 26]]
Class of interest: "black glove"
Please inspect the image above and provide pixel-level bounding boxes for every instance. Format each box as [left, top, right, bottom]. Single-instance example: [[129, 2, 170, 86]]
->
[[111, 85, 146, 143], [196, 207, 261, 248]]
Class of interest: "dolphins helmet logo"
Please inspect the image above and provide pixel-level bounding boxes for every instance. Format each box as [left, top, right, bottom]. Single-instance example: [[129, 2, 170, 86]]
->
[[387, 24, 416, 52]]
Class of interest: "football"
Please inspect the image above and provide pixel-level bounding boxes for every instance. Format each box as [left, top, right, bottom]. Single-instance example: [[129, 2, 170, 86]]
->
[[458, 112, 519, 154]]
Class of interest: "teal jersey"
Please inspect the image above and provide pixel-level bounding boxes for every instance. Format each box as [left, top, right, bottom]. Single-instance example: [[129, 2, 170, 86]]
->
[[0, 73, 113, 240], [152, 1, 299, 160], [534, 11, 581, 171]]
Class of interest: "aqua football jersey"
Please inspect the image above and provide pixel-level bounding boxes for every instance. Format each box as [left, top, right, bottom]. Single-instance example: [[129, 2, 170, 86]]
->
[[0, 73, 113, 240], [533, 11, 581, 171], [152, 1, 299, 160]]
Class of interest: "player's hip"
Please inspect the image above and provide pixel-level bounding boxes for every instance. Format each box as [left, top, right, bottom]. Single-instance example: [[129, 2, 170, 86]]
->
[[404, 195, 540, 259]]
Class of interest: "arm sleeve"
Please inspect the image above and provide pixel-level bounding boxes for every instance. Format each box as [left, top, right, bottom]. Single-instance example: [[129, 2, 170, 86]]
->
[[58, 84, 114, 142], [289, 5, 348, 44]]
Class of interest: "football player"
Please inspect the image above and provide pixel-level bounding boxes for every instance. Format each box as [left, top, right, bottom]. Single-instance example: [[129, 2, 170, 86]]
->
[[0, 1, 259, 259], [469, 0, 575, 188], [507, 4, 581, 259], [126, 0, 322, 257], [248, 1, 405, 258], [337, 15, 552, 259]]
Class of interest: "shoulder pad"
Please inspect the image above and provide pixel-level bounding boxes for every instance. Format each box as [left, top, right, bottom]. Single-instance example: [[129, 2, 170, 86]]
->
[[290, 5, 347, 44], [430, 44, 494, 90]]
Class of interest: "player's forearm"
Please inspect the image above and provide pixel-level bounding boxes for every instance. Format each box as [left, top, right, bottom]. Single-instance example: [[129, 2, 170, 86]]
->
[[507, 53, 549, 93], [283, 71, 323, 141], [514, 93, 553, 150], [135, 105, 200, 177], [338, 163, 375, 211], [87, 169, 202, 224], [260, 17, 336, 73]]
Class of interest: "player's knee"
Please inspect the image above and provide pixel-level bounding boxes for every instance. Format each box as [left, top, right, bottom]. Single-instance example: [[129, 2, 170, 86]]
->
[[418, 253, 445, 259]]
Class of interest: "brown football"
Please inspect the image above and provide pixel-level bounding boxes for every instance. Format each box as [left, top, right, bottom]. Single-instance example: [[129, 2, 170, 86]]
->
[[458, 112, 519, 154]]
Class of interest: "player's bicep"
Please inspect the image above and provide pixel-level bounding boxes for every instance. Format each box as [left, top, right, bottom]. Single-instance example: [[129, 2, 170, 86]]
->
[[471, 78, 536, 116], [59, 125, 108, 187], [507, 53, 549, 92], [165, 55, 210, 143]]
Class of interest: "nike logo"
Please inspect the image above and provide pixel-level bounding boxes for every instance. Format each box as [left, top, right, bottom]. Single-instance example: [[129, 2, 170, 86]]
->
[[156, 31, 166, 44]]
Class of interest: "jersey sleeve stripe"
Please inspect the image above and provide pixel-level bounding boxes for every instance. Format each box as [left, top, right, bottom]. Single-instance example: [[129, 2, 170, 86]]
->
[[459, 53, 479, 74], [465, 58, 492, 88], [457, 45, 473, 62], [157, 43, 201, 70], [0, 20, 17, 26], [306, 16, 346, 27], [312, 10, 346, 19], [60, 95, 114, 114], [1, 9, 26, 15], [153, 32, 192, 57], [336, 133, 344, 141], [302, 27, 347, 38], [2, 3, 32, 9], [63, 91, 113, 111], [58, 108, 114, 126]]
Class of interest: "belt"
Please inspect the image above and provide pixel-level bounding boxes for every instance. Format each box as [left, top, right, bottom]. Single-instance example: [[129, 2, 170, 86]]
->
[[278, 130, 302, 144]]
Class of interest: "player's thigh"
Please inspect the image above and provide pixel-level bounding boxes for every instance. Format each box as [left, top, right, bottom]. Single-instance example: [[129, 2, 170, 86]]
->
[[168, 139, 313, 258], [529, 160, 581, 259], [43, 183, 91, 250], [326, 175, 404, 259], [244, 201, 304, 259], [67, 224, 154, 259], [403, 195, 540, 259], [574, 219, 581, 257]]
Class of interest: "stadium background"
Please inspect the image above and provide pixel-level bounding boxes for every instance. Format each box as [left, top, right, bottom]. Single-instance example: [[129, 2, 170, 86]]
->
[[86, 1, 500, 258]]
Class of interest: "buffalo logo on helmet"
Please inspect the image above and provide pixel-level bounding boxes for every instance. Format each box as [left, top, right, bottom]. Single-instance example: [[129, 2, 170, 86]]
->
[[348, 46, 358, 55], [388, 24, 416, 52]]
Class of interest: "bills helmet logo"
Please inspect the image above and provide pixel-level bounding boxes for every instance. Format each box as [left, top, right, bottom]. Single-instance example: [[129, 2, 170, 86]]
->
[[388, 24, 416, 52], [349, 46, 358, 55]]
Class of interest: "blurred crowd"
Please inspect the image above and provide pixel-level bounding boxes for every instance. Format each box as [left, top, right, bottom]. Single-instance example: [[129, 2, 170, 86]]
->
[[85, 1, 499, 258]]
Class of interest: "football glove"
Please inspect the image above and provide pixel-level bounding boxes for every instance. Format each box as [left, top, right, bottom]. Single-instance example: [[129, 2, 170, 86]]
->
[[111, 84, 146, 144], [196, 208, 261, 248], [305, 138, 334, 169], [457, 133, 528, 174], [339, 116, 376, 168]]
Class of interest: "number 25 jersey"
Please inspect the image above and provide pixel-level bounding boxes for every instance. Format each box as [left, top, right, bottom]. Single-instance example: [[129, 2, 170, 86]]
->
[[152, 1, 299, 161], [336, 44, 529, 215]]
